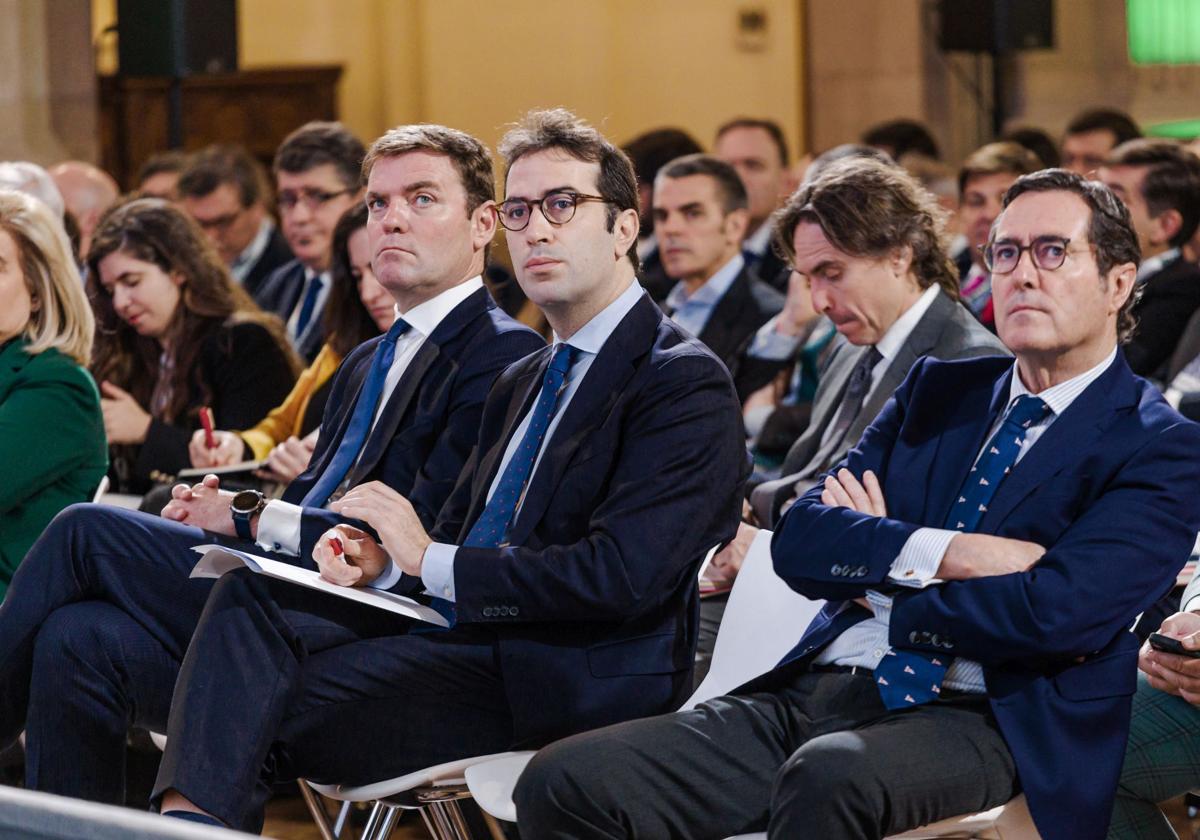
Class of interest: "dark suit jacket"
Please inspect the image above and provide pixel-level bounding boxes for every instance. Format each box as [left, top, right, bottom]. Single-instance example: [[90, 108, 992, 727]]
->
[[281, 287, 545, 561], [748, 246, 790, 293], [253, 259, 326, 364], [241, 224, 294, 301], [670, 267, 784, 402], [1125, 255, 1200, 379], [756, 290, 1006, 525], [124, 320, 296, 494], [417, 292, 749, 747], [764, 353, 1200, 840]]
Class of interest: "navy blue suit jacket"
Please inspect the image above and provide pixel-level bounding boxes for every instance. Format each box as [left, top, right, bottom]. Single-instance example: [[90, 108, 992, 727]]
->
[[762, 352, 1200, 840], [422, 292, 749, 747], [278, 286, 544, 562], [254, 259, 326, 363]]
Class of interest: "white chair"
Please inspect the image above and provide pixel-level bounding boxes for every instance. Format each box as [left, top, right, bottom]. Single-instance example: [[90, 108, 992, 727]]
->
[[298, 545, 728, 840], [467, 529, 1041, 840]]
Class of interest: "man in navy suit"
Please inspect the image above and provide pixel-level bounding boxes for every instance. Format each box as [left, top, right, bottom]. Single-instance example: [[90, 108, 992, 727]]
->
[[254, 122, 367, 363], [516, 169, 1200, 840], [149, 108, 748, 831], [0, 123, 543, 807]]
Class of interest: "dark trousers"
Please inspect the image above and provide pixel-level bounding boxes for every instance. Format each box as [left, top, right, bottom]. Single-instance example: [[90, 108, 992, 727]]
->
[[516, 668, 1018, 840], [152, 568, 514, 832], [0, 503, 270, 804]]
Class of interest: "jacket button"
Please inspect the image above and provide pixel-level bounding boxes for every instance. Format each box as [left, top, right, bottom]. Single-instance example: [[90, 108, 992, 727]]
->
[[831, 564, 842, 576], [483, 607, 494, 617], [510, 606, 519, 617], [920, 632, 932, 644], [930, 634, 941, 646], [908, 631, 919, 644], [857, 566, 868, 576]]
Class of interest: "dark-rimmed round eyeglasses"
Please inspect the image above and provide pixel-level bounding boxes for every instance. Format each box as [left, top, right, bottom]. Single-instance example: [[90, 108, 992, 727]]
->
[[496, 191, 615, 231], [982, 235, 1086, 274]]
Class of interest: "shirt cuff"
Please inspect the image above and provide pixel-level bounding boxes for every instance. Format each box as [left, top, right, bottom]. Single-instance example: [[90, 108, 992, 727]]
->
[[420, 542, 459, 602], [256, 500, 302, 556], [747, 317, 802, 360], [889, 527, 957, 588], [368, 553, 403, 591], [866, 589, 893, 622]]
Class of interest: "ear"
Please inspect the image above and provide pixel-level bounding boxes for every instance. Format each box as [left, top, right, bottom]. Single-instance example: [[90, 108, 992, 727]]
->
[[29, 293, 41, 313], [612, 206, 640, 261], [890, 244, 914, 278], [724, 207, 750, 244], [1106, 260, 1138, 314], [170, 270, 186, 288], [1152, 208, 1183, 248], [470, 200, 499, 252]]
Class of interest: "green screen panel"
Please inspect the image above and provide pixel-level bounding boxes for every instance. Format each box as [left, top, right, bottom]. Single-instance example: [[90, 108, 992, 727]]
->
[[1128, 0, 1200, 64]]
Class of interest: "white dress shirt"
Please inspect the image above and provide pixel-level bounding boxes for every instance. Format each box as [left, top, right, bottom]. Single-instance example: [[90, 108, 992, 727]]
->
[[256, 276, 485, 556]]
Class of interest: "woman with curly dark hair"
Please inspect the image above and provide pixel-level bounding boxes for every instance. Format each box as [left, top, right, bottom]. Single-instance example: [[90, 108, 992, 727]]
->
[[87, 197, 299, 493]]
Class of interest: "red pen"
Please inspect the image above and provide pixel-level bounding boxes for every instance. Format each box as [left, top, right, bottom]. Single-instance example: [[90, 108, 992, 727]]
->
[[199, 407, 216, 449], [330, 537, 344, 556]]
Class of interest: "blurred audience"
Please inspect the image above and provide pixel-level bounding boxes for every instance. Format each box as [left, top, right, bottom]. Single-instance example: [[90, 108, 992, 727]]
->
[[0, 162, 66, 219], [656, 154, 783, 400], [48, 161, 119, 258], [1060, 107, 1141, 176], [714, 117, 796, 289], [1002, 125, 1060, 168], [87, 198, 298, 494], [254, 122, 366, 363], [177, 145, 293, 299], [954, 141, 1042, 331], [862, 117, 941, 161], [1100, 139, 1200, 378], [0, 191, 106, 599], [189, 203, 385, 483], [622, 127, 704, 301], [135, 151, 191, 201]]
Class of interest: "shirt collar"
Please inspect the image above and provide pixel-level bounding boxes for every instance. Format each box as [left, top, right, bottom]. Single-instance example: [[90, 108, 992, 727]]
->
[[874, 284, 941, 363], [395, 275, 484, 338], [553, 279, 645, 356], [231, 218, 275, 275], [743, 221, 774, 256], [1008, 345, 1117, 417], [664, 253, 745, 311], [1137, 247, 1181, 283]]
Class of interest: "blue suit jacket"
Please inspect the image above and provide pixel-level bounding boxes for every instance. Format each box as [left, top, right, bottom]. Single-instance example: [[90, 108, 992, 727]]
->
[[763, 352, 1200, 840], [423, 293, 749, 747], [278, 287, 544, 562]]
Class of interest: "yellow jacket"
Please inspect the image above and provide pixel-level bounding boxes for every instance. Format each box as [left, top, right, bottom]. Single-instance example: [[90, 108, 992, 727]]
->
[[239, 342, 342, 459]]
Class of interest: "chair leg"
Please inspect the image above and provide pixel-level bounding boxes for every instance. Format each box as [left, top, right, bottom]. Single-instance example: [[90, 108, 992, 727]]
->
[[297, 780, 339, 840], [360, 802, 400, 840], [332, 801, 353, 838], [441, 799, 474, 840], [480, 810, 509, 840], [374, 805, 401, 840]]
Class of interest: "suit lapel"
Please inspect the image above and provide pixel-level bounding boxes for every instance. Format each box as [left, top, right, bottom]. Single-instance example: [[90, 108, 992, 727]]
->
[[503, 296, 659, 547], [696, 269, 749, 361], [981, 355, 1136, 530]]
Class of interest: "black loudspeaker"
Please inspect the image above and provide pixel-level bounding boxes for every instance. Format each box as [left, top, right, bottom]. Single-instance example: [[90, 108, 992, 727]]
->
[[938, 0, 1055, 52], [117, 0, 238, 76]]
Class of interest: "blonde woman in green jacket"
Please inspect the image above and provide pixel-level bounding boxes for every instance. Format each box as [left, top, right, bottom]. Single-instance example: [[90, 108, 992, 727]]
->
[[0, 190, 107, 599]]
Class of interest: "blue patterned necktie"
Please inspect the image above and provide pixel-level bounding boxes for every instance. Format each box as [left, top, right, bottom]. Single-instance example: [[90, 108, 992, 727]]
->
[[294, 274, 325, 339], [462, 343, 578, 548], [300, 318, 411, 507], [874, 393, 1050, 710]]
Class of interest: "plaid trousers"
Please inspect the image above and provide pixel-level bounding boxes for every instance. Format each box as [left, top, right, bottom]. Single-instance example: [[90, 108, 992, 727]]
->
[[1109, 673, 1200, 839]]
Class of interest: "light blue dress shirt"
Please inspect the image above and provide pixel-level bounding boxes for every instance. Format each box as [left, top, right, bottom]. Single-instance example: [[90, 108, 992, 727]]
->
[[370, 280, 647, 597], [814, 347, 1119, 692], [664, 254, 744, 338]]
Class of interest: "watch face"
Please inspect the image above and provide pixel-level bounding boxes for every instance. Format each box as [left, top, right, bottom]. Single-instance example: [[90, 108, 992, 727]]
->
[[231, 489, 264, 515]]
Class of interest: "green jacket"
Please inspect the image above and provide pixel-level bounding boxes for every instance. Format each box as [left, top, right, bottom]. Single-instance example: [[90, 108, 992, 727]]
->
[[0, 338, 107, 598]]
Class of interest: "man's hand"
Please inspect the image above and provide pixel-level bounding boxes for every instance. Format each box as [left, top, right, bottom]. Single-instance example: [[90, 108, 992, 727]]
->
[[937, 533, 1045, 580], [189, 430, 244, 469], [100, 381, 152, 445], [775, 270, 819, 337], [821, 468, 887, 517], [258, 433, 317, 484], [329, 481, 430, 578], [160, 474, 237, 536], [313, 524, 390, 587], [706, 521, 759, 586], [1141, 611, 1200, 704]]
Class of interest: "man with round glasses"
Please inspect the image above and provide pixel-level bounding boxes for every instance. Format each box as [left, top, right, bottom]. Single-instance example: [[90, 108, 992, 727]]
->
[[517, 169, 1200, 840]]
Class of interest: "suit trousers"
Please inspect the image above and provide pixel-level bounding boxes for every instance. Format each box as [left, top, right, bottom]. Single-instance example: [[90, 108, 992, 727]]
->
[[516, 667, 1017, 840], [152, 568, 514, 832], [0, 503, 278, 804], [1107, 673, 1200, 840]]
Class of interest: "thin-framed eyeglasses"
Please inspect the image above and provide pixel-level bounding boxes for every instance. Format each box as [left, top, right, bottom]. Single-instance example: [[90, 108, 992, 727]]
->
[[496, 191, 615, 231], [277, 187, 354, 212], [982, 235, 1090, 274]]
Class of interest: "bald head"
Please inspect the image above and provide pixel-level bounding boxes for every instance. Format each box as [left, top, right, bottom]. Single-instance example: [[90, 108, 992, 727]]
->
[[49, 161, 120, 255]]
